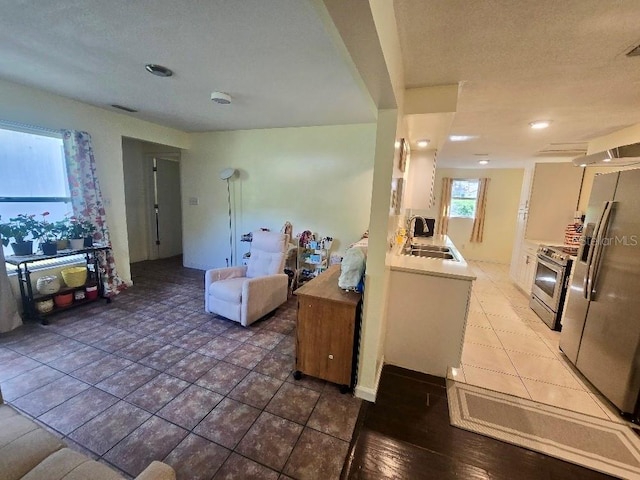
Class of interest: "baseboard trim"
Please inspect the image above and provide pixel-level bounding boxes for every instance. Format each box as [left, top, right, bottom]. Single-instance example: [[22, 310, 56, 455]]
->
[[354, 355, 384, 402]]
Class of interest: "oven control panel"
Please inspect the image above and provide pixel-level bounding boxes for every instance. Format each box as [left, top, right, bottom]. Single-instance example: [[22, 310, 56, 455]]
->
[[537, 245, 570, 266]]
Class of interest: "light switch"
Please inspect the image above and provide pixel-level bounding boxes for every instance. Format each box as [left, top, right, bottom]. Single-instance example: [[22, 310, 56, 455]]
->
[[188, 197, 199, 206]]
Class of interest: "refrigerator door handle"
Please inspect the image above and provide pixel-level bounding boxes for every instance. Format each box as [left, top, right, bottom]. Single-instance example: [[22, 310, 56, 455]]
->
[[583, 202, 609, 299], [587, 201, 614, 301]]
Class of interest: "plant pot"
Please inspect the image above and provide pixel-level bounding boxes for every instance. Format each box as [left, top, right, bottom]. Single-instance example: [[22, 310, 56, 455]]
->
[[41, 241, 58, 256], [83, 236, 93, 247], [69, 238, 85, 250], [57, 239, 69, 250], [11, 241, 33, 256]]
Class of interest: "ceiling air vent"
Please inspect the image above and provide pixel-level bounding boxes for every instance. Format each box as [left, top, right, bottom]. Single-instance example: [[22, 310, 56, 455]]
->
[[536, 142, 588, 157], [111, 104, 138, 113], [626, 44, 640, 57]]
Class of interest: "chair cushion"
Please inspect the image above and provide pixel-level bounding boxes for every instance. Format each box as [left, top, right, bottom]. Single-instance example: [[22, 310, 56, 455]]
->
[[209, 277, 245, 303], [246, 250, 285, 278]]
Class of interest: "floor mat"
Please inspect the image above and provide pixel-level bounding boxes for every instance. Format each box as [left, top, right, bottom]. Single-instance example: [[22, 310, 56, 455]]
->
[[447, 380, 640, 479]]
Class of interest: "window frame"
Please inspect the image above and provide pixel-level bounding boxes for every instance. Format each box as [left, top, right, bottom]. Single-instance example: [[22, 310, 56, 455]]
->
[[449, 178, 479, 219], [0, 123, 72, 260]]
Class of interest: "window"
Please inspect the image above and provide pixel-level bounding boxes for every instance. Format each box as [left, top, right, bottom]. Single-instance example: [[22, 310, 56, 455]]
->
[[450, 179, 479, 218], [0, 125, 70, 257]]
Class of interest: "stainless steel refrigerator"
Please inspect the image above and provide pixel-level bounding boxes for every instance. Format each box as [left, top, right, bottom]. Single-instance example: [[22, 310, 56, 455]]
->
[[560, 169, 640, 418]]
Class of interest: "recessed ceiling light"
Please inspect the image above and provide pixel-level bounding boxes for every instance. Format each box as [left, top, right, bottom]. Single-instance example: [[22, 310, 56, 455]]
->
[[211, 91, 232, 105], [416, 139, 430, 148], [478, 159, 489, 165], [449, 135, 475, 142], [529, 120, 551, 129], [145, 64, 173, 77]]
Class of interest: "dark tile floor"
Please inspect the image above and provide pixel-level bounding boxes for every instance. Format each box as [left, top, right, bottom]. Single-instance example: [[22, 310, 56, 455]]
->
[[0, 257, 361, 480]]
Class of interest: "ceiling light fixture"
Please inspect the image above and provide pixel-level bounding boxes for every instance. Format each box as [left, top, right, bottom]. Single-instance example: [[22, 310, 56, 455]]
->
[[478, 159, 489, 165], [529, 120, 551, 130], [416, 139, 430, 148], [211, 91, 232, 105], [449, 135, 474, 142], [145, 64, 173, 77], [579, 163, 587, 168]]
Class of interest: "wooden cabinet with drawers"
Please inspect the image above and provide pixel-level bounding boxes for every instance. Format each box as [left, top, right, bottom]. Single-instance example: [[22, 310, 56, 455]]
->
[[293, 265, 361, 392]]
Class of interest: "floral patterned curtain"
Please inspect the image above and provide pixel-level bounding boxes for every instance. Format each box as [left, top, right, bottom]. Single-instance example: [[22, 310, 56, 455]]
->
[[62, 130, 125, 296]]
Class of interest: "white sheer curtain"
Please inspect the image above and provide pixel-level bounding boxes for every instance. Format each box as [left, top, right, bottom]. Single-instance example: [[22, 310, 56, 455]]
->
[[0, 247, 22, 333], [437, 177, 453, 235], [470, 178, 490, 243]]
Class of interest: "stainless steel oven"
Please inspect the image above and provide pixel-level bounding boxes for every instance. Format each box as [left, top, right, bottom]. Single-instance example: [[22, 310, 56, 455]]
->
[[530, 246, 572, 331]]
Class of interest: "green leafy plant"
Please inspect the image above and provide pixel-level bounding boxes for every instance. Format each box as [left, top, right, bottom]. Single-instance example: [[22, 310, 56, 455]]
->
[[32, 212, 59, 243], [68, 216, 97, 239], [0, 214, 40, 246]]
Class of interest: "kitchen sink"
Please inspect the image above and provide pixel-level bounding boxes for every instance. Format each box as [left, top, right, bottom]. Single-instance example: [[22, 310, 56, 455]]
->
[[409, 244, 451, 252], [402, 242, 458, 261]]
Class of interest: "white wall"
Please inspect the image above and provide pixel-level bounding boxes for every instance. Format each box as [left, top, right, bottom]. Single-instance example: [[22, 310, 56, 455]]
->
[[181, 124, 376, 270], [0, 79, 190, 284], [415, 168, 524, 264], [122, 139, 149, 263]]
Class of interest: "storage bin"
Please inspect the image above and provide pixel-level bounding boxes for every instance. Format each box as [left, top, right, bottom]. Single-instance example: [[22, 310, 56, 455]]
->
[[61, 266, 87, 288], [35, 299, 54, 313], [54, 292, 73, 307], [86, 285, 99, 300]]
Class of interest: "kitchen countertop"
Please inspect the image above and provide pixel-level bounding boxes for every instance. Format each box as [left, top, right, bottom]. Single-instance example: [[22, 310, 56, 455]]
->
[[386, 234, 477, 281]]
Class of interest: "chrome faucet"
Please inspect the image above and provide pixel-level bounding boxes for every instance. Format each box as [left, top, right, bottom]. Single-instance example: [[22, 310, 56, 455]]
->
[[406, 215, 428, 241]]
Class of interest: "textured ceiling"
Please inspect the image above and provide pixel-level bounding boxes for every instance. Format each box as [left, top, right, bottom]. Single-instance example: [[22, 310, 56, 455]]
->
[[394, 0, 640, 167], [0, 0, 376, 132]]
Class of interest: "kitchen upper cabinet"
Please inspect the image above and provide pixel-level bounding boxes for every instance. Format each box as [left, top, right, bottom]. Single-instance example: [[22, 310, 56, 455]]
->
[[404, 149, 437, 209], [525, 163, 583, 242]]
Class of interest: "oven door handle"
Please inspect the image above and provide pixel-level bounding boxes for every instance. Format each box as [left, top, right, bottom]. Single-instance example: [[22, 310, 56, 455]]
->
[[583, 202, 609, 299], [586, 201, 614, 301], [536, 255, 564, 273]]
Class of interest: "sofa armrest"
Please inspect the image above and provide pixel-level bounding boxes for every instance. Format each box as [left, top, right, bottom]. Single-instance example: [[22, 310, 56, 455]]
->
[[205, 266, 247, 286], [134, 461, 176, 480]]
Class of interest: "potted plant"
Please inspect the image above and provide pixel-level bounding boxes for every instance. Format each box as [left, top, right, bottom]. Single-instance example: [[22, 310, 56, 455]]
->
[[68, 216, 97, 250], [53, 218, 69, 250], [34, 212, 58, 255], [0, 214, 39, 256]]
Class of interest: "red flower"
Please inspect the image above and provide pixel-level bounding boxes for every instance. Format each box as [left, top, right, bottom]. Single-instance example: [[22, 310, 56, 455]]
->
[[41, 211, 50, 216]]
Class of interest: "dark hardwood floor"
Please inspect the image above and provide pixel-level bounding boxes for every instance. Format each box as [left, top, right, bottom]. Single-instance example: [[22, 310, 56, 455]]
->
[[342, 365, 615, 479]]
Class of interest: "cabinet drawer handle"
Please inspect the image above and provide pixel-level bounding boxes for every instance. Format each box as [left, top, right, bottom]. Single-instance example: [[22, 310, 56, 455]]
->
[[328, 354, 334, 360]]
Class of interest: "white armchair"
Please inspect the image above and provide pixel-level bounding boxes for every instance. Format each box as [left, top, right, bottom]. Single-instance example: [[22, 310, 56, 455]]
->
[[204, 230, 289, 327]]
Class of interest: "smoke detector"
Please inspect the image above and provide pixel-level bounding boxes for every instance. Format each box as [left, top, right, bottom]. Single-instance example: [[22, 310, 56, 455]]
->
[[211, 92, 232, 105]]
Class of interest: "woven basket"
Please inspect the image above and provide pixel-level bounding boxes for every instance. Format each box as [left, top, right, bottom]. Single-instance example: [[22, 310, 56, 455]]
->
[[61, 266, 87, 288]]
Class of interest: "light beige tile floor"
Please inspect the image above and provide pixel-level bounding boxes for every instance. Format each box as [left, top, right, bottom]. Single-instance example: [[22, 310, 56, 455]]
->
[[454, 261, 631, 424]]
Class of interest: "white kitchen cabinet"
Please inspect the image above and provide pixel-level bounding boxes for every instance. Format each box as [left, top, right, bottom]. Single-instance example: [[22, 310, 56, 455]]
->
[[510, 162, 582, 290], [525, 163, 583, 242], [515, 244, 537, 294], [404, 149, 437, 209], [509, 165, 534, 281]]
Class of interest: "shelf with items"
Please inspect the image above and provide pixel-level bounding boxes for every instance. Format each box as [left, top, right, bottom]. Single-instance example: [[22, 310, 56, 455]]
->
[[5, 246, 111, 324], [296, 241, 331, 287]]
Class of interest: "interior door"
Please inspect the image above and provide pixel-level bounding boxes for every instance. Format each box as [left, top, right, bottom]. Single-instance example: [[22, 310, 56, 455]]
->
[[153, 157, 182, 259], [560, 172, 618, 364], [575, 169, 640, 413]]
